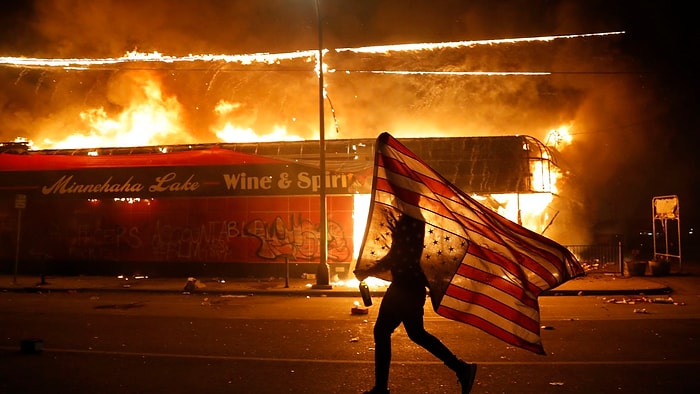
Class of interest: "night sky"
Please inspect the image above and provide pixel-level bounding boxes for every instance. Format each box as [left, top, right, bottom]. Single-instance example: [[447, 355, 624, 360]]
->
[[0, 0, 697, 254]]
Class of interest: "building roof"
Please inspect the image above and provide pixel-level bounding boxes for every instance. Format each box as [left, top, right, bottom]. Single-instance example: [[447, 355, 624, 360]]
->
[[1, 134, 559, 194]]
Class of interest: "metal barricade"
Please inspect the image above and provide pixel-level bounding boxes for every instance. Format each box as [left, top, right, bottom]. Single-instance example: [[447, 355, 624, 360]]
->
[[565, 242, 623, 274]]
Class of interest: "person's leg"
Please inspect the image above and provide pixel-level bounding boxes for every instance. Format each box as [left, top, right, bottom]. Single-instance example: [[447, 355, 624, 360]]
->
[[370, 288, 402, 391], [403, 314, 461, 368], [403, 309, 477, 393]]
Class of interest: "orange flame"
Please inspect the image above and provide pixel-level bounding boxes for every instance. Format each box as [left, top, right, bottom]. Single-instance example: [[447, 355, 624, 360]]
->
[[40, 72, 191, 149], [213, 100, 304, 143], [545, 125, 573, 150]]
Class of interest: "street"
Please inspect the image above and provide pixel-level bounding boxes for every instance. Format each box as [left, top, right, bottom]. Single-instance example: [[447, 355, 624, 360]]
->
[[1, 289, 699, 393]]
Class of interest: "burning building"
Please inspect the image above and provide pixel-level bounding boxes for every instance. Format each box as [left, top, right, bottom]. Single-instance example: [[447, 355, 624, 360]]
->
[[0, 134, 571, 279]]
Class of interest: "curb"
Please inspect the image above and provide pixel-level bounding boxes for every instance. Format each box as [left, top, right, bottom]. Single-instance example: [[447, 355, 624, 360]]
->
[[541, 286, 673, 297]]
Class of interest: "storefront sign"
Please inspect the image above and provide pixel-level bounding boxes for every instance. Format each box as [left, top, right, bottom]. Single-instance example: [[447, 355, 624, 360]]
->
[[1, 163, 370, 198]]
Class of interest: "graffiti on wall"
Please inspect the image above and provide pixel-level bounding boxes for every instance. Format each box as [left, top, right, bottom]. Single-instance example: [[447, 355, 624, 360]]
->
[[0, 199, 353, 264], [148, 213, 351, 262], [67, 222, 143, 261], [151, 219, 241, 261], [243, 214, 351, 262]]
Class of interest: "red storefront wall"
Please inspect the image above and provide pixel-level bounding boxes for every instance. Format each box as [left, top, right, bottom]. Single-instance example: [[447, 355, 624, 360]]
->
[[0, 146, 367, 277], [0, 194, 354, 277]]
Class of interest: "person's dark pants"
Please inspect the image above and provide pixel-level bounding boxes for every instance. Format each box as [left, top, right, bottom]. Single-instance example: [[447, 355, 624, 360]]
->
[[373, 283, 461, 389]]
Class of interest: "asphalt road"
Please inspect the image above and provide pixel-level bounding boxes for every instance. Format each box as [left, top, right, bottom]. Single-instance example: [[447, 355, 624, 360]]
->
[[0, 289, 698, 394]]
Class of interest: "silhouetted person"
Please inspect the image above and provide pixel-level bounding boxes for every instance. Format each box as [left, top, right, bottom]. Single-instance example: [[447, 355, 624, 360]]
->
[[355, 213, 477, 394]]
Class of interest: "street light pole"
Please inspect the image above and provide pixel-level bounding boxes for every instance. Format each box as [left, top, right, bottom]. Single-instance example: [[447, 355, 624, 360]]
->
[[313, 0, 331, 289]]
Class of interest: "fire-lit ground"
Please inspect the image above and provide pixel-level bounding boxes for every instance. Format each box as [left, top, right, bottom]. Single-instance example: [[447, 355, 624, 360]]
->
[[1, 271, 699, 393]]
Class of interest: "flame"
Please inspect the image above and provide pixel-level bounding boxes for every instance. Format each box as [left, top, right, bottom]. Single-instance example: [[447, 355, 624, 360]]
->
[[531, 158, 560, 194], [333, 276, 390, 290], [488, 192, 554, 232], [336, 32, 624, 54], [31, 73, 313, 150], [0, 50, 316, 69], [36, 72, 191, 149], [545, 125, 573, 150], [213, 99, 304, 143], [216, 124, 303, 143]]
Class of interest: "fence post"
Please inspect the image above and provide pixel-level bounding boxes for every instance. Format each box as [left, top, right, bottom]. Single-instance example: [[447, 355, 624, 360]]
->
[[618, 241, 623, 275], [284, 256, 290, 288]]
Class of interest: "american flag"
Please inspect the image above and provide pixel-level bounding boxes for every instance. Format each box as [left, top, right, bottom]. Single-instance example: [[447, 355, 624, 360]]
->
[[355, 132, 585, 355]]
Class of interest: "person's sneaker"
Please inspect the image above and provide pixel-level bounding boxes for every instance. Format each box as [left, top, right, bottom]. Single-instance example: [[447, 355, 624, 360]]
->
[[363, 387, 389, 394], [456, 360, 477, 393]]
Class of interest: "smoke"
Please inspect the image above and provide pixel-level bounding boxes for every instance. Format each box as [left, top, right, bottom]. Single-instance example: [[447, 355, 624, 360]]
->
[[24, 0, 315, 57]]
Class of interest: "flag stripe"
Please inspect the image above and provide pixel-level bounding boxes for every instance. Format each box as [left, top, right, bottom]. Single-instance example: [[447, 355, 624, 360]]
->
[[465, 242, 543, 296], [454, 262, 539, 310], [444, 278, 540, 333], [438, 292, 540, 346], [446, 258, 543, 348], [436, 304, 545, 355]]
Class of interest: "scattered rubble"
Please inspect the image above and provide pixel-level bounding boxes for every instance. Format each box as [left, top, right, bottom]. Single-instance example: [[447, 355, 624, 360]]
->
[[351, 301, 369, 315], [603, 296, 685, 306]]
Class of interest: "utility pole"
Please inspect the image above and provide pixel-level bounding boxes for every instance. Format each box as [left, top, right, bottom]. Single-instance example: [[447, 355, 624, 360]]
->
[[312, 0, 331, 289]]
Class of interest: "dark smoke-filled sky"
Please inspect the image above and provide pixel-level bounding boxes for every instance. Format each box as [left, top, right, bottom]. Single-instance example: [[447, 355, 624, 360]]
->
[[0, 0, 698, 251]]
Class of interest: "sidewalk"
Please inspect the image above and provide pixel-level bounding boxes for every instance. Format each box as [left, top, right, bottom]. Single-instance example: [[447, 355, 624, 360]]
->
[[1, 268, 692, 297]]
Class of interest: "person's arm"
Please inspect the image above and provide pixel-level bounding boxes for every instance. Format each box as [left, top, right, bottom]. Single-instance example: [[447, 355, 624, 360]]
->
[[354, 258, 390, 281]]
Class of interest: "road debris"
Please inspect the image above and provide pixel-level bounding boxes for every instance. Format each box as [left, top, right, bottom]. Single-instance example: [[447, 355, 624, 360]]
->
[[20, 338, 43, 354], [604, 296, 682, 305], [351, 301, 369, 315]]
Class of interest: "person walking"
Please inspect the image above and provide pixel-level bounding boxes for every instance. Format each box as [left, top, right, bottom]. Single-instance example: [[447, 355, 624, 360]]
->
[[355, 213, 477, 394]]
